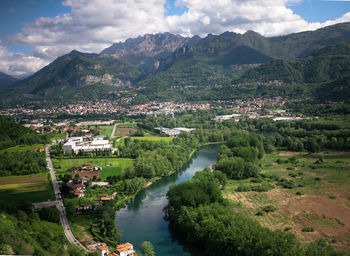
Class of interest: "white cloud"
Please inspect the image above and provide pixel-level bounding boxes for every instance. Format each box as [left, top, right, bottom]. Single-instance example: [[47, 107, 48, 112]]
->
[[0, 43, 49, 78], [1, 0, 350, 77]]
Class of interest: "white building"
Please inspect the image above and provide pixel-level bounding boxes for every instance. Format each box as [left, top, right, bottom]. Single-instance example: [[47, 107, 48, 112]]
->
[[63, 137, 112, 154], [116, 243, 135, 256], [96, 243, 109, 256], [156, 127, 195, 137]]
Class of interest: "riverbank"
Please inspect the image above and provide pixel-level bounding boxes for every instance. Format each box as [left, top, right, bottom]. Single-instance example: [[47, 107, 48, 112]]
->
[[64, 143, 222, 251], [115, 145, 220, 255]]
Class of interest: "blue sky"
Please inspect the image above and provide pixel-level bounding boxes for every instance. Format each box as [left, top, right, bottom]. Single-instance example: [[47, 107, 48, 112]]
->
[[1, 0, 349, 50], [0, 0, 349, 77]]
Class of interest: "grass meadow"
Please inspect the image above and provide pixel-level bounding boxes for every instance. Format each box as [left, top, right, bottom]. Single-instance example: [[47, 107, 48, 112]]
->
[[52, 157, 134, 174], [223, 151, 350, 251]]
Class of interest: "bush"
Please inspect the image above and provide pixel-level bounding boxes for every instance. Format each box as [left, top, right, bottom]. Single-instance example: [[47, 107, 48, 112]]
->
[[256, 210, 264, 216], [302, 227, 315, 232], [277, 178, 295, 189], [236, 184, 251, 192], [284, 227, 292, 232], [251, 183, 274, 192], [329, 195, 336, 199], [263, 205, 277, 213], [296, 191, 303, 196]]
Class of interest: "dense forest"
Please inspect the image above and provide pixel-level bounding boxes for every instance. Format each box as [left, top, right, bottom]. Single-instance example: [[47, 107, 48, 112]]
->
[[119, 135, 199, 179], [0, 151, 47, 176], [0, 115, 49, 150], [0, 201, 83, 256], [0, 115, 50, 176]]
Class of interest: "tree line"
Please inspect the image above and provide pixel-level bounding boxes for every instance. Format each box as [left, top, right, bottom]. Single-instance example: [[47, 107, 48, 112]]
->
[[166, 169, 342, 256]]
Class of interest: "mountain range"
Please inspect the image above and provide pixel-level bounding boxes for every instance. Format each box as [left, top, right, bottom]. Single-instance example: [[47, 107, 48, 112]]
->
[[0, 72, 18, 94], [1, 22, 350, 107]]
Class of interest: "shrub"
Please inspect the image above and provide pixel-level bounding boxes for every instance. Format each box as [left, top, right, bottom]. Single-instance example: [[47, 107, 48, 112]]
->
[[263, 205, 277, 213], [302, 227, 315, 232], [251, 183, 274, 192], [284, 227, 292, 232], [296, 191, 303, 196], [251, 177, 263, 183], [256, 210, 264, 216], [236, 185, 251, 192], [277, 178, 295, 189], [329, 195, 336, 199], [314, 177, 321, 181]]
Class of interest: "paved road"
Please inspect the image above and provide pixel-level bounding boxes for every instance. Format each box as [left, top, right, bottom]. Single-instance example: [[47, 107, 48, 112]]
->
[[111, 123, 117, 138], [45, 143, 89, 252]]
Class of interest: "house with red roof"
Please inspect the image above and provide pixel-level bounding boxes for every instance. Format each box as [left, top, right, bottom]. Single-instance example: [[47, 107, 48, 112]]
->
[[116, 243, 135, 256]]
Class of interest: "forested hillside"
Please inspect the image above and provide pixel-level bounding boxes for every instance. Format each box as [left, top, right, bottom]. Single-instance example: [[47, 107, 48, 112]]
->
[[0, 115, 49, 150]]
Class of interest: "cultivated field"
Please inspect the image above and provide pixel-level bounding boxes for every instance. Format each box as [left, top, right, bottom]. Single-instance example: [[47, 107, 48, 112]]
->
[[116, 122, 137, 128], [0, 175, 55, 204], [224, 151, 350, 251], [129, 136, 174, 142], [0, 144, 44, 153], [0, 174, 47, 185], [115, 127, 138, 136]]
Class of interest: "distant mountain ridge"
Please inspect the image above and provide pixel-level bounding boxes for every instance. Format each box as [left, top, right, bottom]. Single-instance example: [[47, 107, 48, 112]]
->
[[101, 32, 201, 69], [2, 22, 350, 107], [0, 72, 19, 93], [0, 50, 141, 105]]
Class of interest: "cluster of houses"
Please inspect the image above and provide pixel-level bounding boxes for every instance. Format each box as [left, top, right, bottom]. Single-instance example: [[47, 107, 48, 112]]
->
[[72, 183, 86, 198], [96, 242, 135, 256], [74, 163, 102, 172], [213, 112, 307, 122], [63, 135, 113, 154]]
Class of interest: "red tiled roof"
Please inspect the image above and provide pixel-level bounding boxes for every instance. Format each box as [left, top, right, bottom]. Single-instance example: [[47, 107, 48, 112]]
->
[[116, 243, 133, 252], [97, 245, 108, 251]]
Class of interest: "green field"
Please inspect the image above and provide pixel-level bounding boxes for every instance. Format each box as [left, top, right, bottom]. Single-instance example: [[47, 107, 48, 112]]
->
[[0, 144, 44, 153], [0, 180, 55, 204], [117, 122, 137, 128], [98, 125, 114, 138], [0, 181, 50, 194], [0, 173, 47, 180], [51, 133, 66, 140], [99, 167, 122, 180], [130, 136, 174, 142], [223, 151, 350, 251], [52, 157, 134, 174]]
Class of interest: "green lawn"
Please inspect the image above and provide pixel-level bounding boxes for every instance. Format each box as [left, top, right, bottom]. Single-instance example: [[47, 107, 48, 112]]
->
[[52, 157, 134, 174], [0, 144, 44, 153], [51, 133, 66, 140], [99, 167, 122, 180], [130, 136, 173, 142], [98, 125, 114, 138]]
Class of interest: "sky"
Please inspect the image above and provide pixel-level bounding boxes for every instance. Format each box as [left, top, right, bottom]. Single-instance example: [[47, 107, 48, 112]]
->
[[0, 0, 349, 78]]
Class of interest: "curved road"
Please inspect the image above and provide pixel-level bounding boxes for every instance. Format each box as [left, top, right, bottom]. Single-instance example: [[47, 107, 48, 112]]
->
[[45, 143, 89, 252]]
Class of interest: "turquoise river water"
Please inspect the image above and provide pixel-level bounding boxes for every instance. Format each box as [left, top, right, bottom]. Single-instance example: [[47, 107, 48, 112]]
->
[[115, 145, 220, 255]]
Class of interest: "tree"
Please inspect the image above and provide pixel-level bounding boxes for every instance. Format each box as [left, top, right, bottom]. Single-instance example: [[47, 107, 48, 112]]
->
[[141, 241, 155, 256]]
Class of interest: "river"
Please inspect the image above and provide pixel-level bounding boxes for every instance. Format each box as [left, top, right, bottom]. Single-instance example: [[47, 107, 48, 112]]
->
[[115, 144, 220, 255]]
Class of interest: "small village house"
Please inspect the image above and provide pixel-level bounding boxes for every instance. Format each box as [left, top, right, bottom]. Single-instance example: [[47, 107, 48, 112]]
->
[[116, 243, 135, 256], [96, 243, 109, 256]]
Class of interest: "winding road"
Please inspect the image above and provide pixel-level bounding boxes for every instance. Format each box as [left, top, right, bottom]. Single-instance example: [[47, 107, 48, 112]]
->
[[45, 143, 89, 252]]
